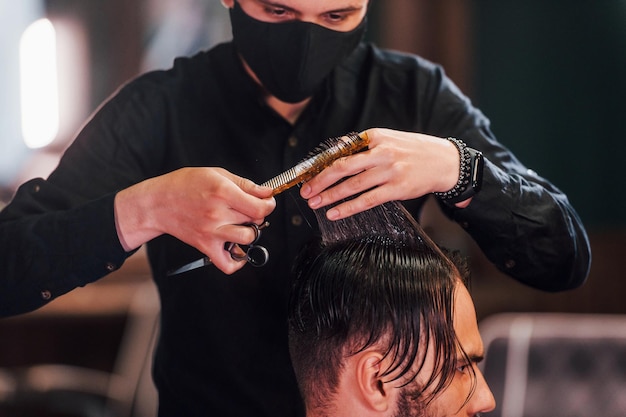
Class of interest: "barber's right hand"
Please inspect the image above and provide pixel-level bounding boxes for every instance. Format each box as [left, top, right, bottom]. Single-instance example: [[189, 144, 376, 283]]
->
[[114, 167, 276, 274]]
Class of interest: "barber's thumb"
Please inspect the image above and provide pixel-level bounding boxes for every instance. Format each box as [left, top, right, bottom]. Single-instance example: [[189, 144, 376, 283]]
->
[[236, 177, 273, 198]]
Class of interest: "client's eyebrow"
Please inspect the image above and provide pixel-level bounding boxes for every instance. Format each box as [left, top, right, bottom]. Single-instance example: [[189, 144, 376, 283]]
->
[[469, 354, 484, 364], [456, 352, 484, 365]]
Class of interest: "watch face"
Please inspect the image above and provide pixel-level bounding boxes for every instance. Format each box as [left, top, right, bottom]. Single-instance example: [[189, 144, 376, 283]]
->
[[470, 150, 484, 192]]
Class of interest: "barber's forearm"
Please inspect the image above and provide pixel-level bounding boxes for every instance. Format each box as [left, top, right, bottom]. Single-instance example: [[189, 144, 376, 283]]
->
[[114, 180, 163, 252]]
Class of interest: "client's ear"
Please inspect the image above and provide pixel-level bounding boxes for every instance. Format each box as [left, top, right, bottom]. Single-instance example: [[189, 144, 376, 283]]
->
[[356, 352, 392, 412]]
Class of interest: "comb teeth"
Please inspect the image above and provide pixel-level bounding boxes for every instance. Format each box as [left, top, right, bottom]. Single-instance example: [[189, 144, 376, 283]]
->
[[261, 158, 315, 195], [262, 168, 300, 192], [261, 131, 369, 196]]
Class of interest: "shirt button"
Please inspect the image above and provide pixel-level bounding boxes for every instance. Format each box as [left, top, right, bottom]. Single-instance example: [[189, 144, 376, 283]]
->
[[41, 290, 52, 300], [288, 136, 298, 147], [33, 184, 41, 193], [460, 221, 470, 229], [105, 262, 117, 272], [504, 259, 516, 269], [291, 215, 303, 227]]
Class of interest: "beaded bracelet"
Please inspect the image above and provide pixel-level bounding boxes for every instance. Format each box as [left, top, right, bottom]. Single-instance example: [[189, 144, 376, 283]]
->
[[433, 137, 472, 202]]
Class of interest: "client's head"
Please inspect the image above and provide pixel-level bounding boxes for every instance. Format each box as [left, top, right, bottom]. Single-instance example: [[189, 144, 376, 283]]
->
[[288, 201, 495, 417]]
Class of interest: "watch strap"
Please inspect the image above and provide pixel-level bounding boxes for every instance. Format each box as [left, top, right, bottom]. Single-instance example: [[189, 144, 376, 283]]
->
[[434, 137, 484, 205]]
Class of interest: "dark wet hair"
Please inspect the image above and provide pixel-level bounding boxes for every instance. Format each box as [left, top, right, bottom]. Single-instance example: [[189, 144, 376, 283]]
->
[[287, 201, 473, 411]]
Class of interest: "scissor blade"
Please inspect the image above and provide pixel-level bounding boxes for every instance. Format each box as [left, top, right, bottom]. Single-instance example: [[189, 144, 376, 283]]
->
[[167, 256, 212, 276]]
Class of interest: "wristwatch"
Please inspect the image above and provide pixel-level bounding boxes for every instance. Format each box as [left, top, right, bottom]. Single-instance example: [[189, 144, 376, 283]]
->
[[434, 138, 484, 205]]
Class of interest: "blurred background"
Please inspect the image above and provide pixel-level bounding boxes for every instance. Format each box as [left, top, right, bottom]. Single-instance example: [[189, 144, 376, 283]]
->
[[0, 0, 625, 416]]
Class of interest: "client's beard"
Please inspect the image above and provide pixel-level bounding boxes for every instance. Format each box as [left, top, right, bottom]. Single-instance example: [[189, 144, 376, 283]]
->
[[394, 387, 485, 417], [393, 385, 429, 417]]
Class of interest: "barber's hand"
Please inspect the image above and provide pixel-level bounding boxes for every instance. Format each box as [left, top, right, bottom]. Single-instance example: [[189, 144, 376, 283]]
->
[[114, 167, 275, 274], [300, 128, 465, 220]]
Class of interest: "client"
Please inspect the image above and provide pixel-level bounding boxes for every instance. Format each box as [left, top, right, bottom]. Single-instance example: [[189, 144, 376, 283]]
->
[[288, 201, 495, 416]]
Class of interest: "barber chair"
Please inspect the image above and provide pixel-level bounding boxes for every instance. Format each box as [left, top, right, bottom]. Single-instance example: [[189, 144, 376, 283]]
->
[[0, 281, 159, 417], [479, 312, 626, 417]]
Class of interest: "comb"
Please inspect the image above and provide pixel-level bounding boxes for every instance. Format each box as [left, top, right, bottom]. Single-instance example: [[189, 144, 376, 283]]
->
[[261, 131, 369, 196]]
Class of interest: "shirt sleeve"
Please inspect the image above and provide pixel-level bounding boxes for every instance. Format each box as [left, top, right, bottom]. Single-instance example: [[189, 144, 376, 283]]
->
[[0, 182, 130, 316], [0, 78, 164, 317], [422, 64, 591, 291]]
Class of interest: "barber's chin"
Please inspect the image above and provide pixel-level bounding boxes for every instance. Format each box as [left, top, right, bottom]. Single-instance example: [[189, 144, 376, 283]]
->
[[265, 93, 311, 124], [240, 57, 313, 105]]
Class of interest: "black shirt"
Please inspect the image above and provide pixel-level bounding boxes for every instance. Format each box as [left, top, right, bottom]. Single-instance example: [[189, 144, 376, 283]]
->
[[0, 42, 591, 416]]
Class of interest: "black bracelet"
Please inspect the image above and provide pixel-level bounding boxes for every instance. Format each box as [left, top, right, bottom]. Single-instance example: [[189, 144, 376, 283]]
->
[[434, 137, 483, 205]]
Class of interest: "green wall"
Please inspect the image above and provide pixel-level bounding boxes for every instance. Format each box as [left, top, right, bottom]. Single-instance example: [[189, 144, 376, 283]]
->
[[472, 1, 626, 228]]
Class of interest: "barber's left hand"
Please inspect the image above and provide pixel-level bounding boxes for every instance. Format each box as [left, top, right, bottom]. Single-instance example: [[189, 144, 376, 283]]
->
[[300, 128, 463, 220]]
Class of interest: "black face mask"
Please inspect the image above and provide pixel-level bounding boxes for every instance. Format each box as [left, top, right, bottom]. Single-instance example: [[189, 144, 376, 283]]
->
[[229, 2, 367, 103]]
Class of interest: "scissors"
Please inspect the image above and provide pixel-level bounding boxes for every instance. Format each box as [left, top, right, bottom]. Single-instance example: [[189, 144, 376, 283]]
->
[[167, 221, 270, 276]]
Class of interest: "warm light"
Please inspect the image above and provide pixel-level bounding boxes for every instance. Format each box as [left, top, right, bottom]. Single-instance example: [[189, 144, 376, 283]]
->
[[19, 18, 59, 149]]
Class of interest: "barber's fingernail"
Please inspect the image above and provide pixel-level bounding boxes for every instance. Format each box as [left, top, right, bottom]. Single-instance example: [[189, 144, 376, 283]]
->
[[309, 195, 321, 208], [327, 208, 340, 220], [301, 184, 311, 197]]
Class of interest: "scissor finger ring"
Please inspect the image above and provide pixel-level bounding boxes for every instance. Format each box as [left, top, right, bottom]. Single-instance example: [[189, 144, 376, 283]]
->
[[166, 221, 270, 276], [225, 222, 270, 266], [245, 245, 269, 267], [246, 222, 262, 244], [226, 244, 269, 266]]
